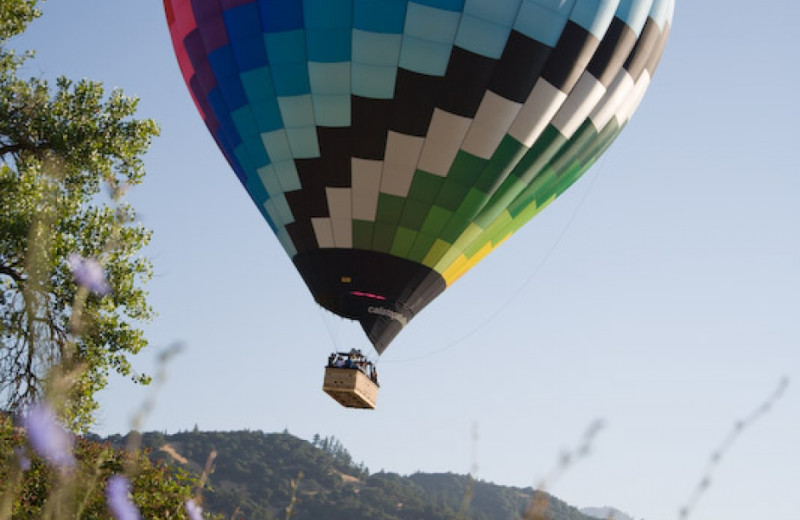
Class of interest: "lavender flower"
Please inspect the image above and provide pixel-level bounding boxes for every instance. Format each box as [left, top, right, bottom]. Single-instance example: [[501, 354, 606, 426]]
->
[[106, 475, 141, 520], [21, 403, 76, 470], [67, 253, 111, 295], [185, 498, 203, 520], [14, 446, 31, 471]]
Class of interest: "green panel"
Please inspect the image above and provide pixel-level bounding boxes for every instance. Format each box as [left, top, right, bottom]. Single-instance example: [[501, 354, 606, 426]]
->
[[407, 171, 444, 203], [375, 193, 405, 224], [422, 238, 453, 269], [352, 219, 374, 249], [447, 150, 487, 186], [550, 119, 598, 172], [399, 198, 431, 231], [371, 221, 396, 253], [508, 168, 557, 218], [463, 210, 511, 258], [419, 205, 453, 236], [473, 175, 526, 229], [512, 125, 567, 184], [435, 178, 470, 212], [390, 227, 418, 257], [407, 232, 438, 263], [440, 188, 488, 243], [474, 135, 526, 193]]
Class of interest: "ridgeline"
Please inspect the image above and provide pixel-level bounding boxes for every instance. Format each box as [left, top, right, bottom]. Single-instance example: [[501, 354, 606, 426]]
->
[[97, 429, 599, 520]]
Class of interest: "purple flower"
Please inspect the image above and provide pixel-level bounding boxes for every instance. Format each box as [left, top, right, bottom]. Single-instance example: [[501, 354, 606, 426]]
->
[[21, 403, 75, 470], [67, 253, 111, 295], [185, 498, 203, 520], [14, 447, 31, 471], [106, 475, 141, 520]]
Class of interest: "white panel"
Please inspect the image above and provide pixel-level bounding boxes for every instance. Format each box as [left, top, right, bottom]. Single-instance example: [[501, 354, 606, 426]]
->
[[264, 198, 283, 226], [380, 132, 424, 196], [462, 91, 522, 158], [276, 227, 297, 257], [617, 71, 651, 125], [312, 218, 335, 249], [277, 95, 315, 127], [351, 158, 382, 220], [308, 62, 350, 94], [589, 70, 634, 131], [508, 79, 567, 147], [551, 72, 607, 138], [418, 109, 472, 177], [274, 160, 301, 192], [257, 165, 282, 196], [326, 188, 353, 248], [261, 130, 293, 162]]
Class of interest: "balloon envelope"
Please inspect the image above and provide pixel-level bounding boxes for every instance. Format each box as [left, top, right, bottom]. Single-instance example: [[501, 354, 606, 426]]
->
[[164, 0, 674, 353]]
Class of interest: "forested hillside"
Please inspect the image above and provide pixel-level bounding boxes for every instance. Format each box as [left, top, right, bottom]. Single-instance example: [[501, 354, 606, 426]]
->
[[98, 429, 598, 520]]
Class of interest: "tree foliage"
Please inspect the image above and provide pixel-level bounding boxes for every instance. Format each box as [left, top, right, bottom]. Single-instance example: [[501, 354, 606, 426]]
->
[[0, 413, 205, 519], [0, 0, 159, 431]]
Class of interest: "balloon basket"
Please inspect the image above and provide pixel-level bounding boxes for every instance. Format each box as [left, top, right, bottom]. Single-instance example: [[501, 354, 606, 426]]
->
[[323, 367, 379, 409]]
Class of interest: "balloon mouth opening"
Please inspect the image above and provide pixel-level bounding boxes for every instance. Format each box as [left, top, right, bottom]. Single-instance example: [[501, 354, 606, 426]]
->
[[293, 249, 445, 353]]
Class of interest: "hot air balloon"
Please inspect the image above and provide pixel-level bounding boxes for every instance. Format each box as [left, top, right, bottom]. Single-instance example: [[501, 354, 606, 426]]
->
[[164, 0, 674, 407]]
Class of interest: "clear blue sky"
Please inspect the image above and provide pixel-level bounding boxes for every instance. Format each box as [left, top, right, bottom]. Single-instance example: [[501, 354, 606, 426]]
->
[[12, 2, 799, 519]]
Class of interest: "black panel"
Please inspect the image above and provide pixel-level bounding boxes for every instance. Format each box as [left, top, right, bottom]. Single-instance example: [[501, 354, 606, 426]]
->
[[390, 69, 443, 136], [587, 17, 638, 87], [285, 220, 318, 253], [624, 17, 661, 81], [437, 47, 497, 118], [293, 249, 446, 353], [488, 30, 552, 103], [541, 21, 599, 92], [352, 96, 392, 160], [285, 166, 328, 217]]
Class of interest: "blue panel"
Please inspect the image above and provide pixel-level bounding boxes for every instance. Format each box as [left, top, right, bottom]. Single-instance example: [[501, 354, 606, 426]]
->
[[615, 0, 653, 34], [405, 3, 461, 43], [208, 46, 240, 80], [455, 14, 511, 59], [231, 106, 260, 138], [353, 0, 407, 33], [259, 0, 304, 32], [240, 67, 276, 102], [649, 0, 673, 28], [303, 0, 353, 29], [464, 0, 522, 25], [230, 33, 269, 71], [244, 170, 269, 207], [353, 30, 402, 66], [312, 94, 351, 126], [514, 0, 574, 46], [412, 0, 465, 11], [219, 113, 241, 149], [234, 144, 256, 176], [218, 74, 249, 110], [399, 37, 452, 76], [570, 0, 619, 39], [251, 100, 284, 132], [242, 134, 270, 167], [207, 88, 229, 123], [306, 29, 352, 62], [353, 63, 397, 99], [223, 3, 262, 38], [265, 30, 307, 64], [270, 62, 311, 96]]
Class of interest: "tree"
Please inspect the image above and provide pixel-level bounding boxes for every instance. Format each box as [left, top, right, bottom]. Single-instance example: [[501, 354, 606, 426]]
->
[[0, 0, 159, 431]]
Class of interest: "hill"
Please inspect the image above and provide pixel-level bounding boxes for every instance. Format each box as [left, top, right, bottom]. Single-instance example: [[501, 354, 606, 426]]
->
[[98, 429, 600, 520]]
